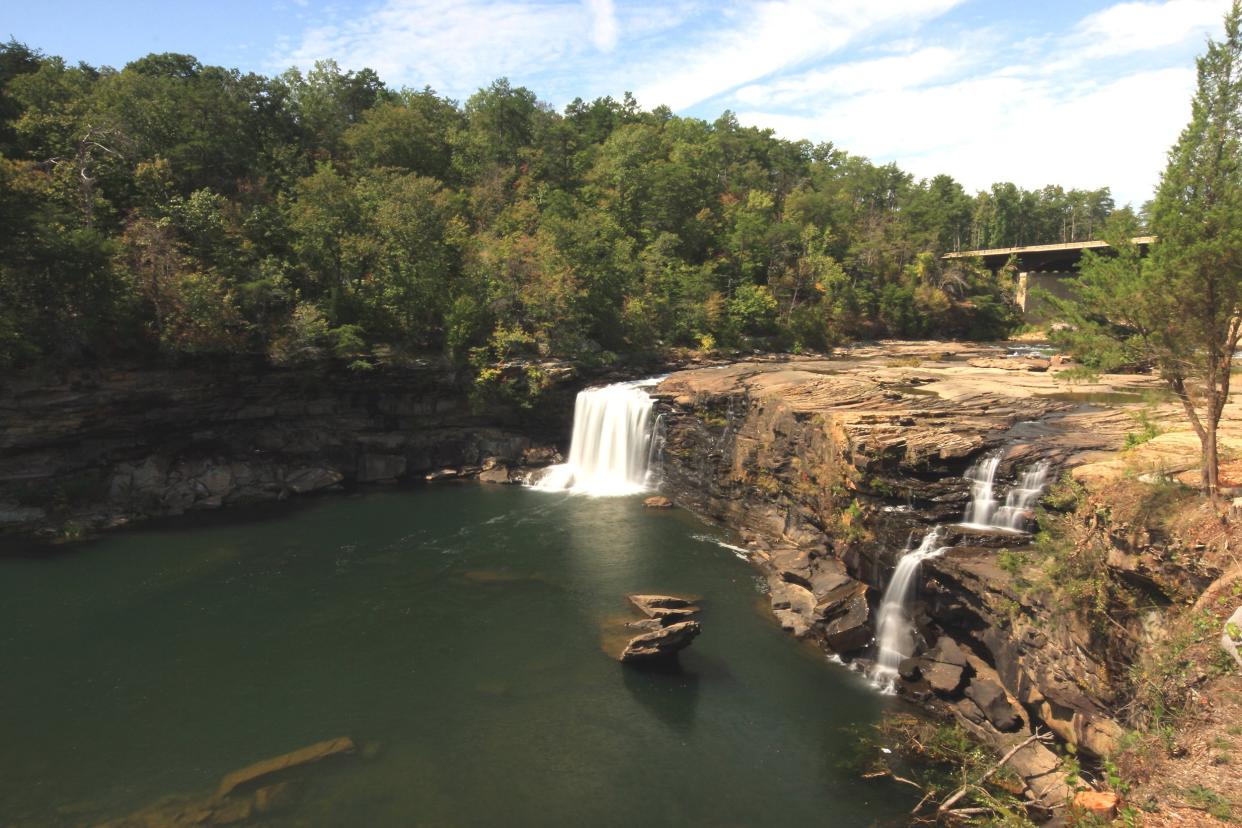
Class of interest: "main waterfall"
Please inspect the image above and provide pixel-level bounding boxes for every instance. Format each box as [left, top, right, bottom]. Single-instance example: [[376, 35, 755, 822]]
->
[[872, 528, 947, 691], [534, 379, 659, 496]]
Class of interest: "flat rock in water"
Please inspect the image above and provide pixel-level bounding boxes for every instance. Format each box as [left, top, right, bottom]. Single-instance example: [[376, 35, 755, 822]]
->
[[643, 496, 673, 509], [629, 594, 698, 616], [619, 619, 701, 662], [216, 737, 357, 798]]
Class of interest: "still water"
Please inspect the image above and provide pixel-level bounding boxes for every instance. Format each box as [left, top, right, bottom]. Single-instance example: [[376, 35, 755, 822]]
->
[[2, 485, 910, 827]]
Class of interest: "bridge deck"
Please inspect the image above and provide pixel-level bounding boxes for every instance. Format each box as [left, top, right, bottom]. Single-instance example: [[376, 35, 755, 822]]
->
[[942, 236, 1154, 260]]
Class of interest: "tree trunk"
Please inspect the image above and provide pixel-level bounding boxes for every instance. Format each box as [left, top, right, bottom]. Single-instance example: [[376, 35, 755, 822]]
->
[[1204, 415, 1221, 505]]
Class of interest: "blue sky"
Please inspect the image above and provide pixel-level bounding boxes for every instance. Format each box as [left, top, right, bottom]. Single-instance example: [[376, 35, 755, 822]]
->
[[7, 0, 1232, 206]]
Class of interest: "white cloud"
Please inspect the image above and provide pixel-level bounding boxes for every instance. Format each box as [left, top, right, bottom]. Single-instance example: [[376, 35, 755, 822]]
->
[[586, 0, 619, 52], [631, 0, 966, 110], [1074, 0, 1228, 58], [272, 0, 635, 97], [734, 45, 971, 108], [738, 65, 1196, 206]]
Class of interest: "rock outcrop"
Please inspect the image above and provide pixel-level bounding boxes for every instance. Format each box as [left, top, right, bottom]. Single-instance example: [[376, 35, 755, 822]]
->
[[0, 362, 572, 540], [649, 342, 1171, 807], [619, 594, 702, 662]]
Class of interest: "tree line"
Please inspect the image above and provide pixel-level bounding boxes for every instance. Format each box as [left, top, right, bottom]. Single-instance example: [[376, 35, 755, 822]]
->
[[0, 41, 1130, 382]]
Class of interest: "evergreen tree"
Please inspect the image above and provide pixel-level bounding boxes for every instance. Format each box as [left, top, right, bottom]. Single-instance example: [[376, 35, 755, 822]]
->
[[1057, 1, 1242, 501]]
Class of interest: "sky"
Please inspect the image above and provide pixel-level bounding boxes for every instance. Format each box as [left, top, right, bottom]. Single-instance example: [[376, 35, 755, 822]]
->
[[6, 0, 1234, 206]]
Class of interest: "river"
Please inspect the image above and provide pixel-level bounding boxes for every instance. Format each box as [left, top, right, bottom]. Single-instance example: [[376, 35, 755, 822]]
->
[[1, 484, 914, 827]]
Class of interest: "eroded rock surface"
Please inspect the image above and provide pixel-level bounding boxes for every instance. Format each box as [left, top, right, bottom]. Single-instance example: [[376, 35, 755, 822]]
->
[[0, 363, 570, 540], [650, 341, 1169, 806], [619, 594, 702, 662]]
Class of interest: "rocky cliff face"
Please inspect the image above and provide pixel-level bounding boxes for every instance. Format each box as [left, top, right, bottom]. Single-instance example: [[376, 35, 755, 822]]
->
[[0, 361, 574, 541], [651, 342, 1174, 806]]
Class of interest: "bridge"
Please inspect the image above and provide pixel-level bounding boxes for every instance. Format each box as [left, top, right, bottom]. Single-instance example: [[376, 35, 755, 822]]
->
[[942, 236, 1154, 318]]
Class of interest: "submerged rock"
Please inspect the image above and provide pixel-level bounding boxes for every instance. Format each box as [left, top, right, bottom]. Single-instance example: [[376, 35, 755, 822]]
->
[[216, 736, 357, 798], [643, 495, 674, 509]]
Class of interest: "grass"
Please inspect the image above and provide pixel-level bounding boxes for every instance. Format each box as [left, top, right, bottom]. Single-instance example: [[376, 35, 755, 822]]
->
[[1184, 785, 1234, 820]]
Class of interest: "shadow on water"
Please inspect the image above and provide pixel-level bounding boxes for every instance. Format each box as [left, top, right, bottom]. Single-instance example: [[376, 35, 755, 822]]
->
[[620, 658, 702, 736]]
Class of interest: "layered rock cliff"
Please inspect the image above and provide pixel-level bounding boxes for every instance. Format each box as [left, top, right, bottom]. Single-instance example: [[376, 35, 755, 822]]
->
[[651, 342, 1178, 806], [0, 360, 575, 541]]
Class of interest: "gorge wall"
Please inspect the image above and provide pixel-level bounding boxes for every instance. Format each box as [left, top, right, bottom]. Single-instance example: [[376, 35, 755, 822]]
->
[[650, 343, 1189, 807], [0, 360, 578, 542]]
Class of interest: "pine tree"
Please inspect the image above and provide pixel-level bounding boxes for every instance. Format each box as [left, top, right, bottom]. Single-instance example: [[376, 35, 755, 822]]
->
[[1150, 0, 1242, 501], [1059, 1, 1242, 502]]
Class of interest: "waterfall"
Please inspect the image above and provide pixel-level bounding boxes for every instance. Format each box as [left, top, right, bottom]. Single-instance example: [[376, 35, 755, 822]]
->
[[872, 528, 947, 691], [962, 453, 1002, 528], [994, 461, 1050, 532], [961, 454, 1051, 532], [534, 379, 658, 496]]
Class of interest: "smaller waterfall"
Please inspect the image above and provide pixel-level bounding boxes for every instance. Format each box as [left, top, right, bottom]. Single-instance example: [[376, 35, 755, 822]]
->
[[962, 453, 1002, 528], [872, 528, 947, 691], [534, 379, 658, 496], [994, 461, 1050, 532]]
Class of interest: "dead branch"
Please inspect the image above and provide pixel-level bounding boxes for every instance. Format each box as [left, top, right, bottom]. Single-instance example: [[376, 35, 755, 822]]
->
[[937, 731, 1049, 815]]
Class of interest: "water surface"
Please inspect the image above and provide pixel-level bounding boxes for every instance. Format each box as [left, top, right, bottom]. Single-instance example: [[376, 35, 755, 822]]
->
[[2, 485, 910, 827]]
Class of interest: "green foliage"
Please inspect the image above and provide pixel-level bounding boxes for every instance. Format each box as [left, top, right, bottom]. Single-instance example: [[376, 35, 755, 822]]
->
[[1184, 785, 1234, 820], [1, 37, 1094, 378], [1124, 407, 1165, 449]]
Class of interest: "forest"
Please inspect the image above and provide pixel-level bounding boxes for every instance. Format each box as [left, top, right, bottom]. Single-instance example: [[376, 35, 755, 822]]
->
[[0, 41, 1130, 390]]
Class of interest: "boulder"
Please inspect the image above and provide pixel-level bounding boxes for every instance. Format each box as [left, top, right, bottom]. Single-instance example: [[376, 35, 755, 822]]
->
[[1223, 606, 1242, 669], [898, 658, 921, 681], [478, 465, 512, 484], [643, 496, 674, 509], [819, 586, 872, 653], [928, 636, 969, 667], [964, 678, 1023, 732], [521, 446, 562, 466], [1072, 791, 1120, 821], [619, 620, 701, 662], [767, 579, 816, 638], [284, 467, 343, 494], [216, 737, 357, 798], [923, 637, 970, 695], [924, 660, 965, 695]]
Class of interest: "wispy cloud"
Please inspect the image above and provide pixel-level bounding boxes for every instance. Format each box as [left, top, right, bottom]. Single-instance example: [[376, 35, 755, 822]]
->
[[630, 0, 966, 110], [1074, 0, 1225, 57]]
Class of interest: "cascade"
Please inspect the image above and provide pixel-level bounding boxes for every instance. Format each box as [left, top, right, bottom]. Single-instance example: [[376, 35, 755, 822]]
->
[[961, 453, 1002, 528], [994, 461, 1051, 532], [534, 379, 658, 496], [872, 527, 947, 691]]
